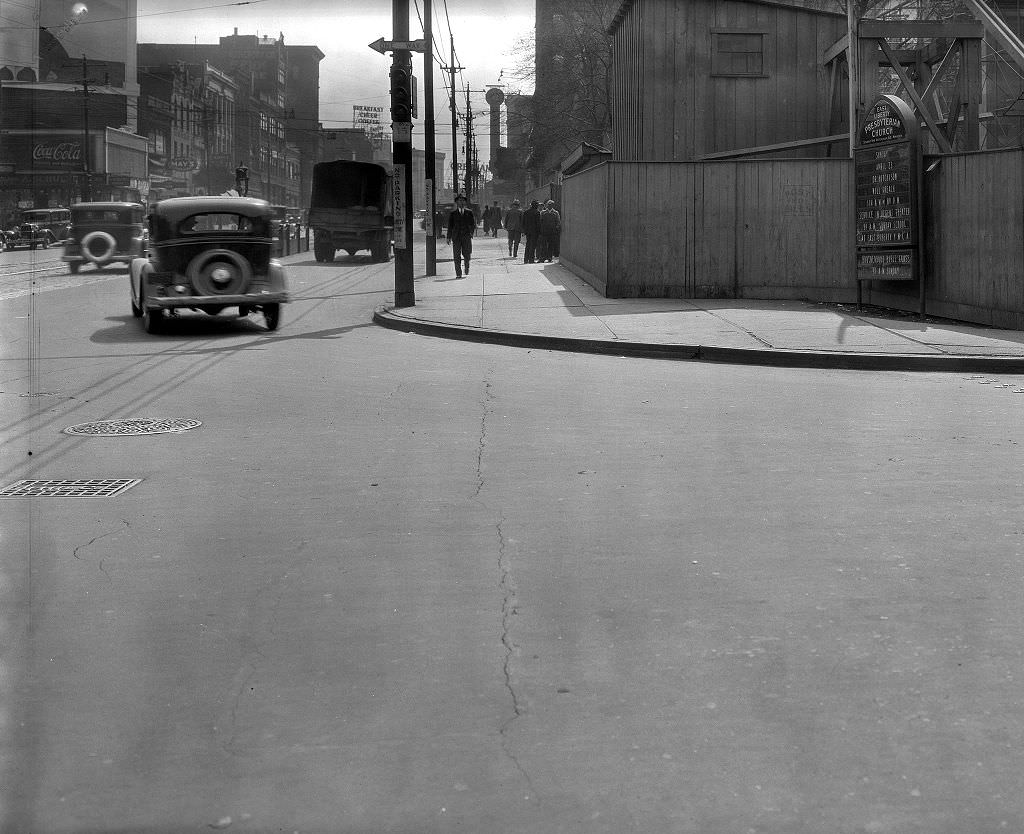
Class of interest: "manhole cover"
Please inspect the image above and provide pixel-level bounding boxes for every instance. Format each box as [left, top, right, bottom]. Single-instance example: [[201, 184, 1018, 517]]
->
[[63, 418, 202, 437], [0, 479, 142, 498]]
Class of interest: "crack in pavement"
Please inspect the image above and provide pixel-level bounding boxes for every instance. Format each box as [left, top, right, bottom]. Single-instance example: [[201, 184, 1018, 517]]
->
[[71, 520, 130, 582], [471, 370, 537, 798], [497, 515, 536, 799], [472, 376, 493, 499]]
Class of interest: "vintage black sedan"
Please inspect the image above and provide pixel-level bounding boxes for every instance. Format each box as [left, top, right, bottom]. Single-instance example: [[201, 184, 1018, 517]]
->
[[10, 207, 72, 250], [129, 197, 290, 333], [63, 202, 146, 273]]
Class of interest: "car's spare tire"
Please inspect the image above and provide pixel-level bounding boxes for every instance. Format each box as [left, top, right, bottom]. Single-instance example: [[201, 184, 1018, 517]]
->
[[81, 230, 117, 264], [187, 249, 252, 295]]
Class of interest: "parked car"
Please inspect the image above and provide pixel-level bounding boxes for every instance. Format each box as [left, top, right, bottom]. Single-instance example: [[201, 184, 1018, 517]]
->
[[63, 202, 146, 273], [129, 197, 290, 334], [12, 207, 72, 250]]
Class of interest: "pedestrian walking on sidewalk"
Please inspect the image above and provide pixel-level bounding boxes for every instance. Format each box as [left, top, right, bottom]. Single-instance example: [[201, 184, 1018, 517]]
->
[[446, 193, 477, 278], [503, 199, 523, 258], [538, 199, 561, 262], [486, 202, 501, 238], [522, 199, 541, 263]]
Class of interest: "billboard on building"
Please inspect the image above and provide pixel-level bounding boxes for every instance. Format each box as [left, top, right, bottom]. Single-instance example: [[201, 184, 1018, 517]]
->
[[353, 104, 387, 147]]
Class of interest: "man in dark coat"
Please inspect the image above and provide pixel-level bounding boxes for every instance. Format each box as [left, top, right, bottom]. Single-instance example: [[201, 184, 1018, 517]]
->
[[487, 202, 501, 237], [446, 193, 477, 278], [538, 199, 561, 262], [522, 199, 542, 264], [502, 199, 523, 258]]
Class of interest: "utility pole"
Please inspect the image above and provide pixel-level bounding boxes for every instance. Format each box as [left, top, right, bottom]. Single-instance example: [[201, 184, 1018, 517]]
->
[[423, 0, 436, 275], [446, 36, 462, 198], [463, 88, 473, 199], [391, 0, 415, 307], [81, 55, 92, 201]]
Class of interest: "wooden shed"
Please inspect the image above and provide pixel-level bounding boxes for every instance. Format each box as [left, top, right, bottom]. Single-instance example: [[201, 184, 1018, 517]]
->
[[610, 0, 848, 161]]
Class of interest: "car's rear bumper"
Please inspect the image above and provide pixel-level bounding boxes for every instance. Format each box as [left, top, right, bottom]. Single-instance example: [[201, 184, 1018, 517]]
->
[[63, 254, 133, 263], [145, 291, 290, 310]]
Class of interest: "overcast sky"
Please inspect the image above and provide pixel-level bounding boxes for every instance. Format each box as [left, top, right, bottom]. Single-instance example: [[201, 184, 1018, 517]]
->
[[135, 0, 535, 165]]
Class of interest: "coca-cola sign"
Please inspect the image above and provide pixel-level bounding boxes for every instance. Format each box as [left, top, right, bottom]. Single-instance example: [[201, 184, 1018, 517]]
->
[[5, 135, 89, 171], [32, 140, 84, 169]]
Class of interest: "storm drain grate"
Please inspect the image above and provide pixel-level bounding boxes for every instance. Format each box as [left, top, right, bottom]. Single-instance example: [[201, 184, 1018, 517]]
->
[[63, 418, 202, 437], [0, 479, 143, 499]]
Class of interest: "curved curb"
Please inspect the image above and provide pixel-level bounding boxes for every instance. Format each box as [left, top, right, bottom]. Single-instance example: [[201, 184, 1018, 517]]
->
[[373, 306, 1024, 373]]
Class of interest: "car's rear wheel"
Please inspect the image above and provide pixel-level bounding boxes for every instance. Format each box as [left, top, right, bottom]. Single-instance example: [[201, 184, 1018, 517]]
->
[[187, 249, 252, 295], [264, 303, 281, 331]]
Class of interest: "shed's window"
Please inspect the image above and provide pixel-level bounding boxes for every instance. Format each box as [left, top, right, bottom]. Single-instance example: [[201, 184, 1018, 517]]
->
[[712, 32, 766, 76]]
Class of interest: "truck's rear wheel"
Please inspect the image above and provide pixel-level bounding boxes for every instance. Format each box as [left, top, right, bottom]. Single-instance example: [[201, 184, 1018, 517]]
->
[[371, 234, 391, 263], [314, 236, 334, 262]]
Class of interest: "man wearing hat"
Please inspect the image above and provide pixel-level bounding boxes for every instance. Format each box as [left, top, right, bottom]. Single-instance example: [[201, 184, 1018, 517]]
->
[[538, 199, 561, 263], [502, 198, 523, 258], [522, 199, 542, 264], [446, 193, 477, 278]]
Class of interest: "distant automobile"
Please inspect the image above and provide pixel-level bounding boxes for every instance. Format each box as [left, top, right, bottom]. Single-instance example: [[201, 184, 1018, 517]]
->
[[129, 197, 290, 334], [63, 202, 146, 273], [10, 207, 72, 250]]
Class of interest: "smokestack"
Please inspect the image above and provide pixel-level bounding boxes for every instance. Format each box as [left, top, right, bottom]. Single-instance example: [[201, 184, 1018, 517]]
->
[[485, 87, 504, 173]]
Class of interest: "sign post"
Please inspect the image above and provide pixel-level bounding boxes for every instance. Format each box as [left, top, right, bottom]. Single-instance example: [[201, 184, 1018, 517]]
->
[[854, 95, 924, 316], [371, 2, 416, 307]]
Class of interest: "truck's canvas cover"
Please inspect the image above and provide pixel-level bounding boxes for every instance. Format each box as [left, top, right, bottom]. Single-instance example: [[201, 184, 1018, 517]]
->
[[309, 160, 391, 214]]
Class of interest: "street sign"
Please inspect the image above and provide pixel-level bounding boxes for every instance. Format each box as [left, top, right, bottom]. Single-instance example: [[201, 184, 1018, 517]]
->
[[393, 163, 407, 249], [369, 37, 425, 54]]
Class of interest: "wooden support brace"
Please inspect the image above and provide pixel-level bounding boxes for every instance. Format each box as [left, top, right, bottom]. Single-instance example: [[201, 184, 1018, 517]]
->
[[876, 38, 953, 152]]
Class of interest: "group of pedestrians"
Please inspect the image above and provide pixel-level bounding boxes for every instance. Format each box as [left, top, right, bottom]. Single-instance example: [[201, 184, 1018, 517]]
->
[[445, 194, 561, 278], [445, 194, 562, 278]]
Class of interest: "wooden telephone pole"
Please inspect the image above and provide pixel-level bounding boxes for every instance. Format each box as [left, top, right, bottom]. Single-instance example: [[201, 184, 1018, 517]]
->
[[391, 0, 415, 307]]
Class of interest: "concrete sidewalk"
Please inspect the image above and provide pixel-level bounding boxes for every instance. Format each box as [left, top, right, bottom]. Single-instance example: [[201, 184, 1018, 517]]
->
[[374, 233, 1024, 371]]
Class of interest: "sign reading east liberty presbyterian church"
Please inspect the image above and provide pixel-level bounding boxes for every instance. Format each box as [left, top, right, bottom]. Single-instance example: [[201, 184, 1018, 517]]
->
[[855, 96, 920, 282]]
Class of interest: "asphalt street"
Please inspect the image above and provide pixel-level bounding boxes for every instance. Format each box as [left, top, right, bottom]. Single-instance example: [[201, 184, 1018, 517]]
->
[[2, 239, 1024, 833]]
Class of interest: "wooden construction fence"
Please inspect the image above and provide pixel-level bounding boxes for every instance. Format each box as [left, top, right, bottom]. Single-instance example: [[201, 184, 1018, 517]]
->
[[870, 148, 1024, 328], [563, 159, 855, 301], [561, 152, 1024, 328]]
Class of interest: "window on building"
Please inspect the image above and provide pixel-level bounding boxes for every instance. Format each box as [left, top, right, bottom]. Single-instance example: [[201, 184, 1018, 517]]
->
[[711, 31, 767, 77]]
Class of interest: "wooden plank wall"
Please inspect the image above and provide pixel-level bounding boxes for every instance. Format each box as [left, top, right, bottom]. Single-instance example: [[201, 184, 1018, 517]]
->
[[868, 149, 1024, 327], [611, 0, 846, 161], [591, 158, 854, 298], [561, 164, 609, 293], [563, 151, 1024, 327], [611, 0, 644, 160]]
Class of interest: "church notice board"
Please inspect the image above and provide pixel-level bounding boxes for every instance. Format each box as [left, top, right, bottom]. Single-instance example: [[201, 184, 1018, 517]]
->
[[855, 95, 921, 283]]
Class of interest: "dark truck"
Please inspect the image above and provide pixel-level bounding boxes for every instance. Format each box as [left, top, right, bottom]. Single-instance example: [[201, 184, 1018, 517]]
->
[[308, 160, 393, 263]]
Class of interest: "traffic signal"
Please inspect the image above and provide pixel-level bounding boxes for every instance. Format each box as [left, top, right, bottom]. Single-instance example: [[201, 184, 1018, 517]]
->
[[390, 66, 412, 123]]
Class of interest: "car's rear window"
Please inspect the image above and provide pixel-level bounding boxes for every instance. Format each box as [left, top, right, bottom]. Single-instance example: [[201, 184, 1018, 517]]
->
[[76, 210, 123, 223], [179, 213, 256, 234]]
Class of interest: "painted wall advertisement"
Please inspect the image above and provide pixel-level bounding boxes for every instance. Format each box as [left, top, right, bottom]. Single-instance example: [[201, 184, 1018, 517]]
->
[[5, 134, 88, 171]]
